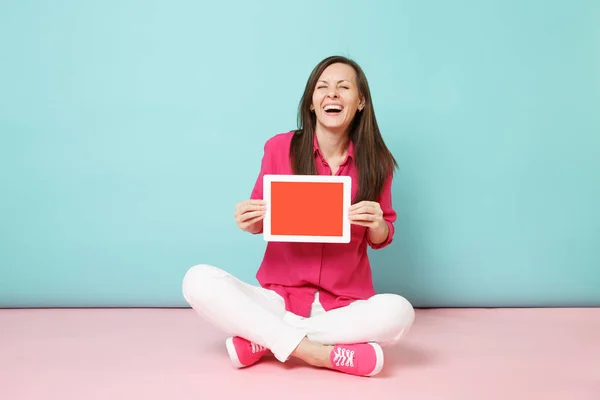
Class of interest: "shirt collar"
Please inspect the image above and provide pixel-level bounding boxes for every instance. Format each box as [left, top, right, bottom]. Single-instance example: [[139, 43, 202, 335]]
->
[[313, 133, 354, 160]]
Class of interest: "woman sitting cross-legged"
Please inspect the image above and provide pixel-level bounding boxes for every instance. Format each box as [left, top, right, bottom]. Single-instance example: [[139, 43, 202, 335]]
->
[[182, 55, 415, 377]]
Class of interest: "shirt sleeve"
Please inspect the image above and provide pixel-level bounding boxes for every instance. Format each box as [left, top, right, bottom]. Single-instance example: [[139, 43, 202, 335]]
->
[[250, 139, 275, 201], [248, 139, 275, 234], [367, 173, 396, 249]]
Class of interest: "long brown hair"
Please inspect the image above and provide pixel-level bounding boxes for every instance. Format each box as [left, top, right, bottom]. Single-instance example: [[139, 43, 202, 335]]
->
[[290, 55, 398, 203]]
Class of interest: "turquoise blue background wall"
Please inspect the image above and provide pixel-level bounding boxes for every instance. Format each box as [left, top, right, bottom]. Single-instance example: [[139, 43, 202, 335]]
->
[[1, 1, 599, 308]]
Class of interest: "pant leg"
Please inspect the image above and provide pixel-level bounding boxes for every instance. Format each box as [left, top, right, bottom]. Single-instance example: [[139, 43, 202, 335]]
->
[[181, 264, 306, 362], [295, 292, 415, 347]]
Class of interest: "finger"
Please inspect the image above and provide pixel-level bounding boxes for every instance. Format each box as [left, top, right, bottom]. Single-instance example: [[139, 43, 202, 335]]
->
[[237, 210, 265, 223], [349, 205, 367, 214], [243, 203, 267, 213], [240, 214, 265, 229], [236, 201, 266, 215], [247, 199, 267, 206], [245, 214, 265, 225], [349, 205, 377, 215], [351, 201, 377, 207], [349, 213, 377, 222], [236, 199, 266, 210], [349, 220, 373, 227], [349, 201, 367, 211]]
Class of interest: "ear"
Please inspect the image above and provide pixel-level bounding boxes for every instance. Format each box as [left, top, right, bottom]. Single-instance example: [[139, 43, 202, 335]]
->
[[358, 97, 365, 111]]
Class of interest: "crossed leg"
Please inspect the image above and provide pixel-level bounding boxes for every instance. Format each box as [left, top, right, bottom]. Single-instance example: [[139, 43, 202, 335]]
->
[[182, 264, 415, 374]]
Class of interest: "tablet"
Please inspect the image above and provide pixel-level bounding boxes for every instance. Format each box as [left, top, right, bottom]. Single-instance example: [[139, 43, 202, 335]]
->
[[263, 174, 351, 243]]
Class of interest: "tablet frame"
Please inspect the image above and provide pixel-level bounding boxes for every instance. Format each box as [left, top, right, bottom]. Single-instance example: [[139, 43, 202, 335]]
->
[[262, 174, 352, 243]]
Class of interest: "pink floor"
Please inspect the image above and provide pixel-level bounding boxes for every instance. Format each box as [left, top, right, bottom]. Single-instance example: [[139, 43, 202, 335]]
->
[[2, 308, 599, 399]]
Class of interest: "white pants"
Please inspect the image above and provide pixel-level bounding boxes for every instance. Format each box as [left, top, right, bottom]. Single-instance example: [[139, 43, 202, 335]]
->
[[182, 264, 415, 362]]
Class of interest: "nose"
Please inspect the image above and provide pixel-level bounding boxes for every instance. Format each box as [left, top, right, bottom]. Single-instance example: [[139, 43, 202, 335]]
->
[[327, 88, 339, 98]]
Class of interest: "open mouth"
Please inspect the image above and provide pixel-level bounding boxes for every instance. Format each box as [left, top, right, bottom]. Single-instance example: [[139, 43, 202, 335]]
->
[[323, 104, 343, 115]]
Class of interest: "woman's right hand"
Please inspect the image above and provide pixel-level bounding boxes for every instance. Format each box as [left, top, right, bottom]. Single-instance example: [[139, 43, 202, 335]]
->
[[234, 199, 267, 233]]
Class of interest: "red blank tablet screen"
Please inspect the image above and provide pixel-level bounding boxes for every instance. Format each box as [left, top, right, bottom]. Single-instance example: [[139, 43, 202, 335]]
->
[[270, 181, 344, 236]]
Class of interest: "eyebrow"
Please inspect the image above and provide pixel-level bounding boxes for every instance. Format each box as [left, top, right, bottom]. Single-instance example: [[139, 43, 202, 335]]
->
[[317, 80, 352, 84]]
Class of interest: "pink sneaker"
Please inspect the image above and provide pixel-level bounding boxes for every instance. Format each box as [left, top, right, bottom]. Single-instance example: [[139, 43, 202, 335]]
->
[[225, 336, 269, 368], [329, 343, 384, 377]]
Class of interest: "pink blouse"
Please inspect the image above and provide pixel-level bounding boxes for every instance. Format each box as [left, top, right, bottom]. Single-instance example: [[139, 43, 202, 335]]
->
[[250, 131, 396, 317]]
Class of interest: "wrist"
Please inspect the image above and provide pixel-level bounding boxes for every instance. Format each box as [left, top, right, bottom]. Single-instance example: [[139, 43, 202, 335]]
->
[[368, 220, 388, 244]]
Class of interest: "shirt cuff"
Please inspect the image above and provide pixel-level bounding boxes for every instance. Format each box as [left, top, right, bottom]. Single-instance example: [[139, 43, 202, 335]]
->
[[367, 220, 394, 249]]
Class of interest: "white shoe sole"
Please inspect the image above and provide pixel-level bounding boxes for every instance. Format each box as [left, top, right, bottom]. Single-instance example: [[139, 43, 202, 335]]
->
[[225, 337, 244, 369], [366, 342, 385, 376]]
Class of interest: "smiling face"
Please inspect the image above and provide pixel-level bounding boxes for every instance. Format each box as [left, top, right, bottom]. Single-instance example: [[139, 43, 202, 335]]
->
[[311, 62, 365, 135]]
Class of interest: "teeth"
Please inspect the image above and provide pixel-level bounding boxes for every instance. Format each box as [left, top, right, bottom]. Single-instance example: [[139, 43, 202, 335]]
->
[[324, 105, 343, 111]]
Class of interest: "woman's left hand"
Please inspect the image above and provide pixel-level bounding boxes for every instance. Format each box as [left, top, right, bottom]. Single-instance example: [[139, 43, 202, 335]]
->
[[348, 201, 386, 230]]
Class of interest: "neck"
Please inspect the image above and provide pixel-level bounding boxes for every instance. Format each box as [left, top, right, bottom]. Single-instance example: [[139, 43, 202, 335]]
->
[[314, 126, 349, 160]]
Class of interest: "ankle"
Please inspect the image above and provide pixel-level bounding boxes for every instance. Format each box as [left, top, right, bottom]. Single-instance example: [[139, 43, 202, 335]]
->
[[291, 339, 333, 368], [307, 345, 334, 368]]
